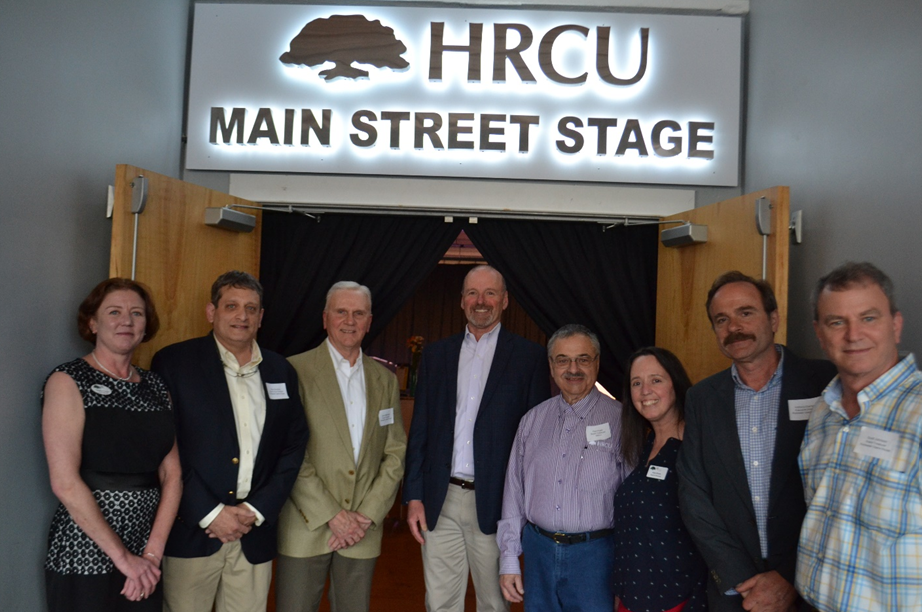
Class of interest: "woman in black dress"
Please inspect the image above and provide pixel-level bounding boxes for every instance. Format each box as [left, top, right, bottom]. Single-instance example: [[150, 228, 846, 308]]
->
[[42, 278, 181, 611], [613, 347, 706, 612]]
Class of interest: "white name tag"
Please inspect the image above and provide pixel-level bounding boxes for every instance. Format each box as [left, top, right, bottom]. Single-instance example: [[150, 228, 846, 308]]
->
[[586, 422, 611, 443], [378, 407, 395, 426], [265, 382, 289, 400], [646, 465, 668, 480], [91, 383, 112, 396], [854, 426, 900, 462], [788, 397, 821, 421]]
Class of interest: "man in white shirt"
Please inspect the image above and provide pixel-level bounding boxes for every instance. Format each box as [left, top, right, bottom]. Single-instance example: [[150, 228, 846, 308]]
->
[[277, 281, 406, 612], [151, 270, 308, 612]]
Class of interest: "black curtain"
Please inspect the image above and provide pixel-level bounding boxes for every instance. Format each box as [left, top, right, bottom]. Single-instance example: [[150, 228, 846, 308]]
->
[[259, 212, 464, 356], [466, 219, 659, 394]]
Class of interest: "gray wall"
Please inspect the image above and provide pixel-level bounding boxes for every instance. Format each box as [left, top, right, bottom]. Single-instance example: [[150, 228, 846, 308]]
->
[[0, 0, 188, 607], [744, 0, 922, 356], [2, 0, 921, 607]]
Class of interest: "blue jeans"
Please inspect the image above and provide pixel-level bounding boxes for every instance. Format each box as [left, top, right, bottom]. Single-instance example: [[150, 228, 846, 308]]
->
[[522, 523, 615, 612]]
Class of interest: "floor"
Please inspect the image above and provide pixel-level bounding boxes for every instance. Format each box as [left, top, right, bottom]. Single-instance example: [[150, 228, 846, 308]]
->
[[267, 520, 524, 612]]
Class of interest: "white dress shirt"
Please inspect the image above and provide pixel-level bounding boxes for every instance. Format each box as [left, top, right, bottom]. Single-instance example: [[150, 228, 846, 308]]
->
[[326, 338, 367, 465]]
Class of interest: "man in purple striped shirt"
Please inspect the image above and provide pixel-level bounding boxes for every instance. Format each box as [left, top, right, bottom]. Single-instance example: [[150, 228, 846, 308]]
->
[[497, 324, 626, 612]]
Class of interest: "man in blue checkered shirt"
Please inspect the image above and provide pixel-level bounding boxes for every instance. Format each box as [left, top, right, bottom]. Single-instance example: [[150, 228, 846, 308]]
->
[[678, 272, 835, 612], [798, 262, 922, 611]]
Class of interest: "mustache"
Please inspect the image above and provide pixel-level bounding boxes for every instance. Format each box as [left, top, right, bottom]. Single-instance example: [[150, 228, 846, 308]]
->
[[563, 372, 585, 380], [724, 332, 756, 346]]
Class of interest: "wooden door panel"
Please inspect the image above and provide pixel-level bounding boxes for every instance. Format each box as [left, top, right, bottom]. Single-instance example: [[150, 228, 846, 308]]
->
[[109, 164, 262, 367], [655, 186, 789, 383]]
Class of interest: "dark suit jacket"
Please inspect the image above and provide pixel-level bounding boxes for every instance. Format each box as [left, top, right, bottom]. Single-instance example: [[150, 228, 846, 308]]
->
[[151, 334, 309, 564], [677, 346, 836, 612], [403, 326, 550, 534]]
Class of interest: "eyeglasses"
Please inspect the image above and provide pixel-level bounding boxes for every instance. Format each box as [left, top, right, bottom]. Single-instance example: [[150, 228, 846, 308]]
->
[[551, 355, 598, 368]]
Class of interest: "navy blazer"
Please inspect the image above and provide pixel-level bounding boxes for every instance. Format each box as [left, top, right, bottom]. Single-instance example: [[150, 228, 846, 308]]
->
[[151, 334, 308, 564], [677, 346, 836, 612], [403, 326, 550, 534]]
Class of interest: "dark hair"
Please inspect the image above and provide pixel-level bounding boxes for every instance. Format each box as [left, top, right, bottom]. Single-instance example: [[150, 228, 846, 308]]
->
[[620, 347, 693, 468], [705, 271, 778, 323], [77, 278, 160, 343], [812, 261, 897, 321], [547, 323, 600, 359], [211, 270, 263, 307]]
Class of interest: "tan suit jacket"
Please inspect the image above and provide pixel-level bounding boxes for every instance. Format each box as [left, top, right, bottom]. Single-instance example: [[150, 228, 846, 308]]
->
[[278, 342, 406, 559]]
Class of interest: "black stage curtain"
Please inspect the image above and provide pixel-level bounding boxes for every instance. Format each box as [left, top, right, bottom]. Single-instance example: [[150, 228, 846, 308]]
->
[[259, 212, 464, 356], [466, 220, 658, 394]]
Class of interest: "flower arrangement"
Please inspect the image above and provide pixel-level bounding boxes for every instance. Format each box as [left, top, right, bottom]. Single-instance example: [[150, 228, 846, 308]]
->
[[407, 335, 425, 354]]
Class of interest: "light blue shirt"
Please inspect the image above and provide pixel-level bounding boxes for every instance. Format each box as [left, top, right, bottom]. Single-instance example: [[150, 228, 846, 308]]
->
[[731, 345, 784, 558], [452, 322, 501, 479]]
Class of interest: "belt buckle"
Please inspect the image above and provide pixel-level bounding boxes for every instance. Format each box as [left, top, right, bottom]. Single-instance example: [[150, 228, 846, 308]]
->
[[552, 532, 568, 545]]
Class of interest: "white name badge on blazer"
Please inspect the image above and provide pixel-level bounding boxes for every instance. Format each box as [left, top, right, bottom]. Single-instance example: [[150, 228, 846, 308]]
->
[[379, 407, 395, 426], [788, 397, 820, 421], [646, 465, 668, 480], [265, 382, 289, 400]]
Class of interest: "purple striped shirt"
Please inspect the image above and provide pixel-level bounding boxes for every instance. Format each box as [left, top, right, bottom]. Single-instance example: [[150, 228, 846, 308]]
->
[[497, 388, 625, 575]]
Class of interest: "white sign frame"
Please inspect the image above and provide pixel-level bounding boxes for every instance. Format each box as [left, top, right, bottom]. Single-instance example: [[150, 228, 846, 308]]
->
[[187, 4, 742, 187]]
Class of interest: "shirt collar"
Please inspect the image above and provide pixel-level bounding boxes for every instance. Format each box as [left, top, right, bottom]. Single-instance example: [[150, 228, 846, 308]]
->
[[823, 353, 918, 410], [464, 321, 502, 343], [731, 344, 784, 391], [214, 336, 262, 374], [557, 386, 601, 417], [325, 337, 363, 373]]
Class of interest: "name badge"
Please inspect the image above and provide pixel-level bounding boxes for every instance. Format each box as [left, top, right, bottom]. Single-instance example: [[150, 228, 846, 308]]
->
[[646, 465, 668, 480], [854, 426, 900, 462], [265, 382, 289, 400], [91, 383, 112, 396], [378, 407, 395, 426], [586, 422, 611, 443], [788, 397, 821, 421]]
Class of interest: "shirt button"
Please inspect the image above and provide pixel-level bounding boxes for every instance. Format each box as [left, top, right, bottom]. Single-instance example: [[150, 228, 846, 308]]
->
[[754, 496, 761, 502], [843, 426, 850, 433], [753, 461, 759, 466], [751, 427, 758, 433]]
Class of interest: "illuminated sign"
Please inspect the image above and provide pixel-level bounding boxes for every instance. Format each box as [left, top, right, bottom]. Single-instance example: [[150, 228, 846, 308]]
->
[[187, 4, 742, 186]]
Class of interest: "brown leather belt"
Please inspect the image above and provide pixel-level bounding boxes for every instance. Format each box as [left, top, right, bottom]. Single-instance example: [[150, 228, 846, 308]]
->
[[531, 523, 614, 545], [449, 477, 475, 490]]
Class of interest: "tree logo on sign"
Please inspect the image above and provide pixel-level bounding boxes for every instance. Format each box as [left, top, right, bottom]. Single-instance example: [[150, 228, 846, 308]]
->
[[279, 14, 409, 81]]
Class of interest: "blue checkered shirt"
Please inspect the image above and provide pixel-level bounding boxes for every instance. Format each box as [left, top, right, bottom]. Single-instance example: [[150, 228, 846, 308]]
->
[[798, 354, 922, 611], [732, 346, 784, 559]]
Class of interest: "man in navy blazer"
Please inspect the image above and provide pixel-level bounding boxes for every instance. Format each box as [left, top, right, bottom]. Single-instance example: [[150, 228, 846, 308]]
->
[[404, 265, 549, 612], [677, 272, 835, 612], [151, 271, 308, 612]]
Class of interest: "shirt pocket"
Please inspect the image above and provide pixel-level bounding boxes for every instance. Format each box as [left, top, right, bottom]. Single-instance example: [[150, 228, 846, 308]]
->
[[577, 441, 619, 494]]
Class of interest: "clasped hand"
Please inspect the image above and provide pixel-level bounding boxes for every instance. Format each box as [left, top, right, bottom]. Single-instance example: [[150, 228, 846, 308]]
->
[[205, 504, 256, 543], [327, 509, 372, 551]]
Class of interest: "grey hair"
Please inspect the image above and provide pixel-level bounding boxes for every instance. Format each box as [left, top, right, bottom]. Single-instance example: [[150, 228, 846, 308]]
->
[[461, 265, 507, 294], [325, 281, 373, 313], [547, 324, 600, 358], [812, 261, 897, 320]]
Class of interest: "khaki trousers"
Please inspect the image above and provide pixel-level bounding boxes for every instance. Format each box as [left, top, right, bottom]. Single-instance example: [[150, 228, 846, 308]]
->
[[421, 485, 509, 612], [161, 541, 272, 612], [275, 552, 377, 612]]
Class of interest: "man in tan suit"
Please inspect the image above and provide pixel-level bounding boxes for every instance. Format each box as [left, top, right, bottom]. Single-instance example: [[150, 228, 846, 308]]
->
[[276, 281, 407, 612]]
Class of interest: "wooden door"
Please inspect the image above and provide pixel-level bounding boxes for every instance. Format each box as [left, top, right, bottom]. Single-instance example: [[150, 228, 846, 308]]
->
[[655, 187, 790, 383], [109, 164, 262, 367]]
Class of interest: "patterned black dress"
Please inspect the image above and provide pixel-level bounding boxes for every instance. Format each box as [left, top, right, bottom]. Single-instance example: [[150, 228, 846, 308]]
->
[[43, 358, 174, 612], [612, 436, 707, 612]]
